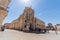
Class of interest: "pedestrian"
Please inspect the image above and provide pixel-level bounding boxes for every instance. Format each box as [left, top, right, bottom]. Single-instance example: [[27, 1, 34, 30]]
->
[[55, 25, 57, 34]]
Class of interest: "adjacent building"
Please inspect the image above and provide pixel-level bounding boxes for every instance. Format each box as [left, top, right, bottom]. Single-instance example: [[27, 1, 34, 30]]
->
[[0, 0, 11, 30], [55, 24, 60, 31]]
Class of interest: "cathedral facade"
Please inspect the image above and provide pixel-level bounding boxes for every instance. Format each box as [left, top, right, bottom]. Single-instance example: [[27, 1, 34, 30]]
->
[[5, 7, 46, 32]]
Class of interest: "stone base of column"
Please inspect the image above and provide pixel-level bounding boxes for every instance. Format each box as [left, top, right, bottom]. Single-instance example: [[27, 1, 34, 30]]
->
[[0, 9, 7, 31]]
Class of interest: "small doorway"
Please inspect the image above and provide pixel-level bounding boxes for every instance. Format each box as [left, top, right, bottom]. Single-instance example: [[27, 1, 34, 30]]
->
[[29, 24, 33, 31]]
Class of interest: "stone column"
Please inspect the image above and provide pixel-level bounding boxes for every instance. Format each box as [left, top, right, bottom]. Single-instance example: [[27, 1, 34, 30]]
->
[[0, 0, 11, 30], [0, 9, 7, 30]]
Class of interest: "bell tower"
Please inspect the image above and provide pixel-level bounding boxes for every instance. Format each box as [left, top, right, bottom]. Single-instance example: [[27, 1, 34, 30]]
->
[[0, 0, 11, 30]]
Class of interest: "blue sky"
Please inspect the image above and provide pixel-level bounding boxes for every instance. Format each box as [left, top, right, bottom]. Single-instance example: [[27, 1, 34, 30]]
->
[[3, 0, 60, 25]]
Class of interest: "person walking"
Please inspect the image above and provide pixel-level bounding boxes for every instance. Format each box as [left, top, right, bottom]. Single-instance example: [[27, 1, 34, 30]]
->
[[55, 25, 57, 34]]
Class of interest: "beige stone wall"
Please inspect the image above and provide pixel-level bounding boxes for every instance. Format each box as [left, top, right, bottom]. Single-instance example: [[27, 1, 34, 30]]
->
[[0, 0, 11, 30], [35, 18, 45, 29], [0, 9, 7, 30], [0, 0, 11, 9], [14, 20, 20, 30]]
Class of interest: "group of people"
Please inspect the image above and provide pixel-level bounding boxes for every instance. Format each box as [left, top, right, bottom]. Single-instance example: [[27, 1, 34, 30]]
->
[[47, 25, 58, 34]]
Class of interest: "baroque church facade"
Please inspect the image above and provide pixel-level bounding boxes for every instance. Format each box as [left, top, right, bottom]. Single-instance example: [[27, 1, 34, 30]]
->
[[5, 7, 46, 32]]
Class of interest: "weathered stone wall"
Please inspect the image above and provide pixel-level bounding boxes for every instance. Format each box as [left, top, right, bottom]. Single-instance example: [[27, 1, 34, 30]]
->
[[0, 0, 11, 30], [0, 0, 11, 9], [0, 9, 7, 30], [35, 18, 45, 29]]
